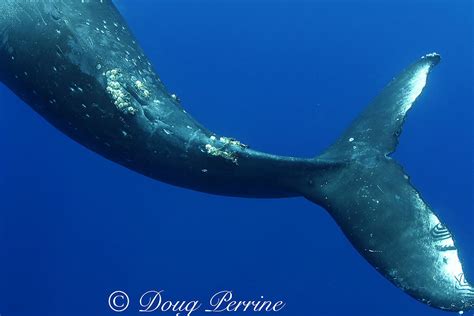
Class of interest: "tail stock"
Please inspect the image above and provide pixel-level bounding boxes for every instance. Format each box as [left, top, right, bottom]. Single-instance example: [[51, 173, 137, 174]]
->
[[301, 53, 474, 312]]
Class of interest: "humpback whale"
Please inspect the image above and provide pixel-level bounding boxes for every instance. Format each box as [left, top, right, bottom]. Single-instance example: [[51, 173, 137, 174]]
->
[[0, 0, 472, 312]]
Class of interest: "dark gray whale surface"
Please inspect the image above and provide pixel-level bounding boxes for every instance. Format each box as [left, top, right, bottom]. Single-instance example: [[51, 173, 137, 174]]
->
[[0, 0, 472, 312]]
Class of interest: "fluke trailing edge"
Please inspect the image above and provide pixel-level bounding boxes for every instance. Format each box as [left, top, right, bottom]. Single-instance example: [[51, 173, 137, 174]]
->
[[0, 0, 472, 312]]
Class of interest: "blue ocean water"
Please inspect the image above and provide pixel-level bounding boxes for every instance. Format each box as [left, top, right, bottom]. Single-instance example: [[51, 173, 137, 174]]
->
[[0, 0, 472, 315]]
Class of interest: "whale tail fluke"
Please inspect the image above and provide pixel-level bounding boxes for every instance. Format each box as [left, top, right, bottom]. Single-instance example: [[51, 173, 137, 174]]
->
[[301, 53, 474, 312], [319, 53, 440, 160]]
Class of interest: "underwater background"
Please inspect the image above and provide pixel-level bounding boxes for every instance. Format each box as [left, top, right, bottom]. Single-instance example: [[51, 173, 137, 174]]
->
[[0, 0, 472, 315]]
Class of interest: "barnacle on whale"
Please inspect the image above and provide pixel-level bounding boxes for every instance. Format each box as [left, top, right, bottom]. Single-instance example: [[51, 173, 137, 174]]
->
[[105, 68, 136, 114]]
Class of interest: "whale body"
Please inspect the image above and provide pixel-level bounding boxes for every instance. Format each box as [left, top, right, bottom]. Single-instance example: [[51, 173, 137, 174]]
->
[[0, 0, 472, 312]]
